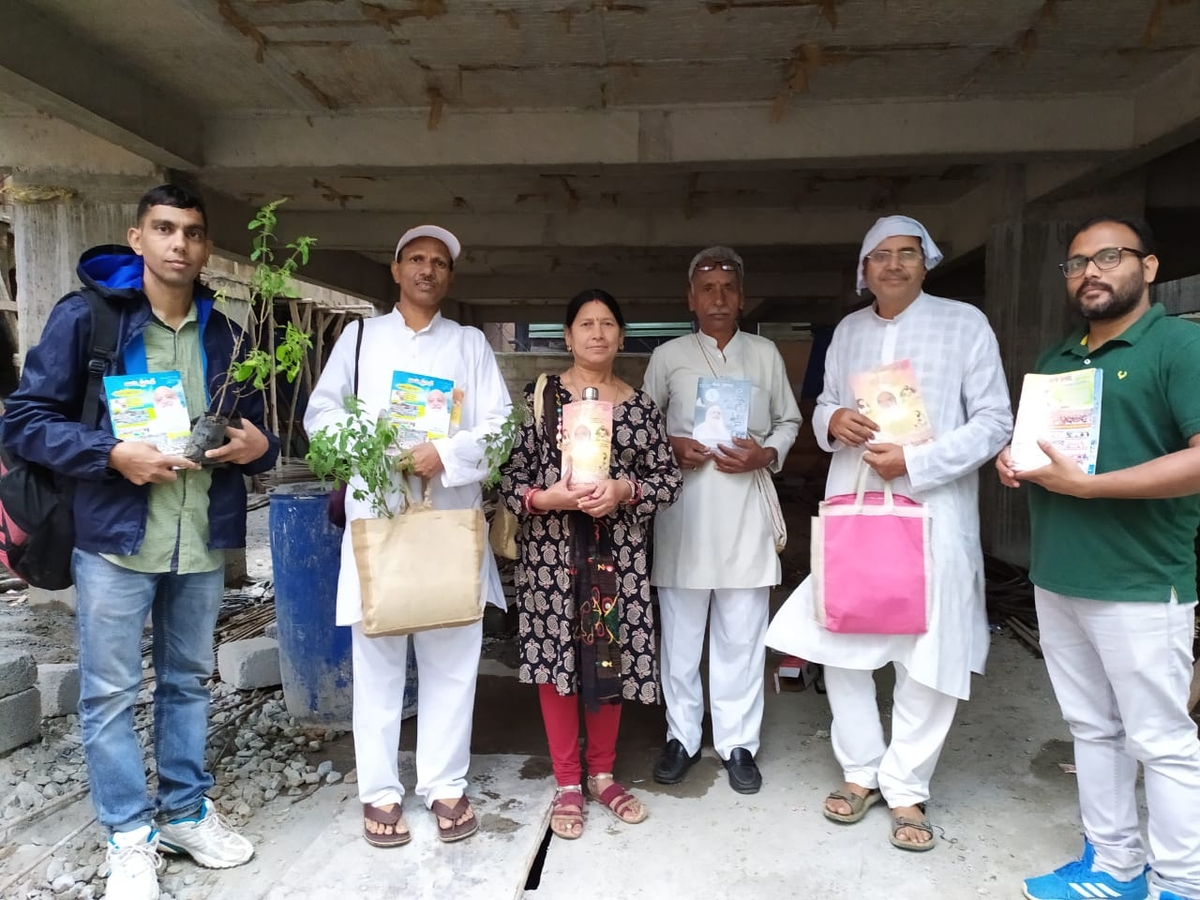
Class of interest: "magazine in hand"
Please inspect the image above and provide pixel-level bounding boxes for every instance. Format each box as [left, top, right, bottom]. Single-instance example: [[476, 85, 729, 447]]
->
[[692, 378, 751, 449], [847, 359, 934, 446], [388, 371, 456, 450], [103, 371, 192, 455], [1011, 368, 1103, 474], [561, 398, 613, 488]]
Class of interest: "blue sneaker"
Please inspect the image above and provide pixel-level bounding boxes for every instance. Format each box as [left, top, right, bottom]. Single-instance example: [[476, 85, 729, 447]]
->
[[1023, 841, 1148, 900], [1159, 892, 1198, 900]]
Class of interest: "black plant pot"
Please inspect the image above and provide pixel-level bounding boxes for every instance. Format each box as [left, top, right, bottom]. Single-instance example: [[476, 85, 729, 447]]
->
[[184, 412, 242, 466]]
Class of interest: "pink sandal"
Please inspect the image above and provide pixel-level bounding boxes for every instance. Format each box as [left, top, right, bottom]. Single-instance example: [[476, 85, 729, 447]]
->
[[586, 775, 647, 824]]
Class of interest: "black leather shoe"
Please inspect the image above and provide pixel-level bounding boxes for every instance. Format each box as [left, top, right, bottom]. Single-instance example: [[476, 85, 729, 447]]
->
[[653, 738, 701, 784], [724, 747, 762, 794]]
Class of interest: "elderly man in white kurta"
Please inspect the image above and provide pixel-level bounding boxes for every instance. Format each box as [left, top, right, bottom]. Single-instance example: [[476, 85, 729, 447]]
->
[[767, 216, 1011, 851], [304, 225, 511, 848], [644, 246, 802, 794]]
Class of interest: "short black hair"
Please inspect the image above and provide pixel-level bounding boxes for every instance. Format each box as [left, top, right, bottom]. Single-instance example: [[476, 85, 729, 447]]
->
[[1070, 215, 1156, 257], [564, 288, 626, 330], [136, 184, 208, 231]]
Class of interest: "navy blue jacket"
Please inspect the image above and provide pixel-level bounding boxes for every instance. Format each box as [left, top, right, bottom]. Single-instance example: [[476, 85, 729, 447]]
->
[[0, 245, 280, 555]]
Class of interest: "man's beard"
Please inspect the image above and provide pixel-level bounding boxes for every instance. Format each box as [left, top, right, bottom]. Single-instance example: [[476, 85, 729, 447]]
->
[[1069, 276, 1143, 321]]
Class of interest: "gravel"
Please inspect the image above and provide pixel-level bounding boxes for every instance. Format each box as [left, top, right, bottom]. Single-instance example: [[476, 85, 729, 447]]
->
[[1, 679, 346, 900]]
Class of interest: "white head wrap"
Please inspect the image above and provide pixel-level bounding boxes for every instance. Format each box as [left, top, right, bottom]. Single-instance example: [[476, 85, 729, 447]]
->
[[856, 215, 943, 295]]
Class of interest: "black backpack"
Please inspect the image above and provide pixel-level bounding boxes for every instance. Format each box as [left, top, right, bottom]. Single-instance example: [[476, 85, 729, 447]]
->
[[0, 292, 121, 590]]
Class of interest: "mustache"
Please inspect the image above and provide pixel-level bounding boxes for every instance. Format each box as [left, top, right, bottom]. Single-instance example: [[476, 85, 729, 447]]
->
[[1075, 279, 1112, 300]]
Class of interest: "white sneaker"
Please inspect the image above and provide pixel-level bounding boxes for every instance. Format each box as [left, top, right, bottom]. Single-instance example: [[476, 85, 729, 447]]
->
[[157, 798, 254, 868], [104, 825, 162, 900]]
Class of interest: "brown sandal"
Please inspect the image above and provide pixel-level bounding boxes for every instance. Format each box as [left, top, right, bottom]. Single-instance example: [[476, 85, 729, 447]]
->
[[430, 796, 479, 843], [362, 802, 411, 848], [549, 787, 585, 840], [586, 775, 647, 825]]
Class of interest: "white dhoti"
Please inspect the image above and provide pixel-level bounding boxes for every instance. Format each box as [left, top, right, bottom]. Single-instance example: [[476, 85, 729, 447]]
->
[[659, 586, 770, 759], [351, 619, 483, 809]]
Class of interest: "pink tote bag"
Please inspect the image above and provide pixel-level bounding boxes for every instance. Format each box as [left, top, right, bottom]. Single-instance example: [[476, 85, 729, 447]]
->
[[812, 465, 932, 634]]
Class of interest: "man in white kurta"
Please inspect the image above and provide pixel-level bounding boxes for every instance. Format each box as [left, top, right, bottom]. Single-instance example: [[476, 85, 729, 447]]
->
[[644, 246, 801, 794], [304, 225, 511, 847], [766, 216, 1011, 850]]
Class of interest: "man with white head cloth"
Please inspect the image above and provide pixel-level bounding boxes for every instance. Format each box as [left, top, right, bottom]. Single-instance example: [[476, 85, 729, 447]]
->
[[766, 215, 1012, 851]]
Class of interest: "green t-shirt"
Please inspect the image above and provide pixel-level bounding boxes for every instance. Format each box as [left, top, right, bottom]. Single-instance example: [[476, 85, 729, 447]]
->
[[103, 307, 224, 575], [1027, 304, 1200, 602]]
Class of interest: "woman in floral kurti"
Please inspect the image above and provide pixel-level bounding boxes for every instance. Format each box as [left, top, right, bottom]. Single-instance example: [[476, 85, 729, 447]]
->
[[499, 289, 681, 841]]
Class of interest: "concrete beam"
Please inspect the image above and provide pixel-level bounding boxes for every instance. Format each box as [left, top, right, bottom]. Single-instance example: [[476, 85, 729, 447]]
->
[[0, 116, 160, 178], [202, 94, 1137, 171], [0, 1, 203, 170], [452, 271, 845, 302], [274, 206, 952, 253], [200, 188, 393, 305]]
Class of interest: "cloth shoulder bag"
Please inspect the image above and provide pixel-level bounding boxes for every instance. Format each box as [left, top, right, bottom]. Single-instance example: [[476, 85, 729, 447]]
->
[[489, 373, 551, 560], [811, 462, 932, 634], [753, 467, 787, 554], [353, 481, 486, 636]]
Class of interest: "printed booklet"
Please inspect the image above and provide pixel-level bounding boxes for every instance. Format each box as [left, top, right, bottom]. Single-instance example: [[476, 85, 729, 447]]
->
[[1011, 368, 1103, 474], [388, 371, 456, 450], [848, 359, 934, 446], [692, 378, 752, 448], [103, 371, 192, 455], [561, 398, 613, 488]]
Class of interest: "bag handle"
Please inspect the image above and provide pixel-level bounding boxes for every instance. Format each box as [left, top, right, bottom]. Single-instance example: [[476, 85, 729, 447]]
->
[[852, 456, 895, 512]]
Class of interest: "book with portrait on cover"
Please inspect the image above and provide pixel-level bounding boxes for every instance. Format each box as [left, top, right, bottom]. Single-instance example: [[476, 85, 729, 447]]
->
[[103, 371, 192, 455], [561, 398, 613, 488], [848, 359, 934, 446], [387, 370, 457, 450], [1011, 368, 1103, 474], [692, 377, 752, 449]]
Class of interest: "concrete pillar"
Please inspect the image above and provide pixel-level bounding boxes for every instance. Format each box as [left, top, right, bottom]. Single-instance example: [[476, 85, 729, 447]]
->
[[6, 170, 161, 607], [980, 220, 1078, 567], [7, 170, 162, 360]]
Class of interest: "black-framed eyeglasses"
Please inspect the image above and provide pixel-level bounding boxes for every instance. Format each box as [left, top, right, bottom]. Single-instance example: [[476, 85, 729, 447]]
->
[[1059, 246, 1146, 278], [694, 262, 741, 275]]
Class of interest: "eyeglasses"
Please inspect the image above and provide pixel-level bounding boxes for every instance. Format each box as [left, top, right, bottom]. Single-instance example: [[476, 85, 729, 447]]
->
[[865, 248, 924, 266], [693, 262, 741, 275], [1059, 246, 1146, 278]]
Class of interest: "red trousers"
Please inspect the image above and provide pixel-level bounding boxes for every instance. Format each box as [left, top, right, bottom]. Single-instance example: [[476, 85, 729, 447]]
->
[[538, 684, 622, 786]]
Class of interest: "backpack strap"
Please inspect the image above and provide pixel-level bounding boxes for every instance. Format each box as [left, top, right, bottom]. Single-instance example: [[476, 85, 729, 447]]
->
[[81, 292, 121, 428]]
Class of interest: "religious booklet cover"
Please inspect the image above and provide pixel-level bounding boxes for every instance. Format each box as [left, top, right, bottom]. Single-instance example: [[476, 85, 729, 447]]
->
[[561, 398, 613, 488], [103, 371, 192, 455], [847, 359, 935, 446], [388, 370, 456, 450], [692, 378, 752, 448], [1011, 368, 1103, 474]]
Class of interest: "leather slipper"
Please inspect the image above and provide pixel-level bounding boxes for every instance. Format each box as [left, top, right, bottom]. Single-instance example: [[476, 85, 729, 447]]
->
[[823, 787, 883, 824], [362, 802, 411, 848]]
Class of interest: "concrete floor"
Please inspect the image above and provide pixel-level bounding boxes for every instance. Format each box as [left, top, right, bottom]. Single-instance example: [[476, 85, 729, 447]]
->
[[156, 619, 1097, 900]]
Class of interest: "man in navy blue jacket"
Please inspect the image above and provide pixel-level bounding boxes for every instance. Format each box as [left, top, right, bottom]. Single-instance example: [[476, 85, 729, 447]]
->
[[1, 184, 278, 900]]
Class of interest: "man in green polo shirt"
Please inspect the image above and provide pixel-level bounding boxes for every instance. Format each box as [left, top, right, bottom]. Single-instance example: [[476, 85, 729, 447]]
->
[[996, 216, 1200, 900]]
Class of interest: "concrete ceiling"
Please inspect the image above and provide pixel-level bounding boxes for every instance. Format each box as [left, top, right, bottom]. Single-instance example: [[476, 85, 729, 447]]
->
[[2, 0, 1199, 322]]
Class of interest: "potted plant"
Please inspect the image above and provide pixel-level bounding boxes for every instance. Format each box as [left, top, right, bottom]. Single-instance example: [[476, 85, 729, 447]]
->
[[184, 199, 315, 464], [305, 398, 410, 518]]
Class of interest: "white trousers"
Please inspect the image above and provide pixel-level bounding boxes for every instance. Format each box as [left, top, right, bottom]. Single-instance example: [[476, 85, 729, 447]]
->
[[658, 586, 770, 759], [350, 619, 482, 810], [824, 661, 959, 809], [1036, 588, 1200, 897]]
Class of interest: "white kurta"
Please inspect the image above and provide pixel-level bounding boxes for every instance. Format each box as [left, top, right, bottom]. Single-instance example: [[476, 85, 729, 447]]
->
[[644, 330, 802, 589], [766, 293, 1012, 700], [303, 309, 512, 626]]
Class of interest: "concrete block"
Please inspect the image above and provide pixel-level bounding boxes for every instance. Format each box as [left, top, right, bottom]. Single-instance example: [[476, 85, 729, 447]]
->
[[0, 650, 36, 697], [219, 637, 282, 691], [37, 663, 80, 717], [0, 687, 41, 753]]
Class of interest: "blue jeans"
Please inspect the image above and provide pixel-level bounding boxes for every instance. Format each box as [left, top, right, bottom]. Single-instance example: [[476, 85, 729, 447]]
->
[[73, 550, 223, 833]]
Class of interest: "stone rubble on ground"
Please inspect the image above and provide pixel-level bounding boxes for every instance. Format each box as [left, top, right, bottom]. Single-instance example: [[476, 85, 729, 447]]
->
[[1, 678, 345, 900]]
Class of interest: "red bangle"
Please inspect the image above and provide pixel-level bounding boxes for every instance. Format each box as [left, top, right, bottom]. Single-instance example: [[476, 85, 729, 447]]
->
[[523, 487, 542, 514], [622, 478, 642, 506]]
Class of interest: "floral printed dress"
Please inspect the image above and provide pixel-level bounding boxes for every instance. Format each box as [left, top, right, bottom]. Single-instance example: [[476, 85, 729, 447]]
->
[[498, 376, 681, 704]]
